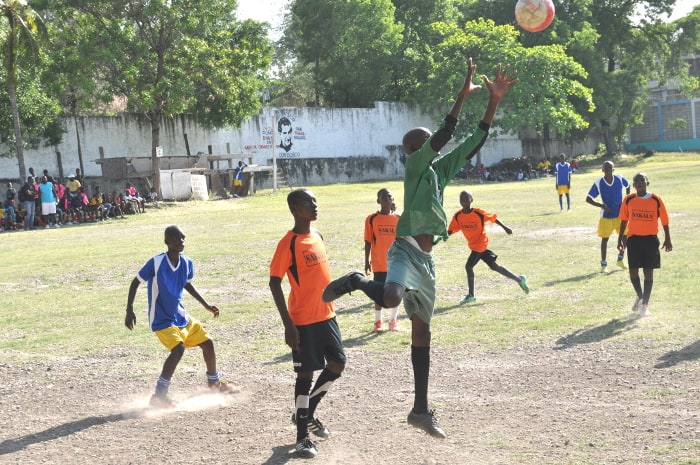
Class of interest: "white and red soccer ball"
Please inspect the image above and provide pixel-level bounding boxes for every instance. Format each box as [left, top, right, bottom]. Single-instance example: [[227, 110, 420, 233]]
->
[[515, 0, 555, 33]]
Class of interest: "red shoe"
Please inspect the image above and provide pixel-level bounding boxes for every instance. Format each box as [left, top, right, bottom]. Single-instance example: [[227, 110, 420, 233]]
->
[[208, 380, 239, 394], [374, 320, 384, 333], [389, 319, 399, 331]]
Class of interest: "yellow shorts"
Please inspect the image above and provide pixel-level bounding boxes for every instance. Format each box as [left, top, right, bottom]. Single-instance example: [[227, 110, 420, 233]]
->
[[234, 180, 243, 187], [597, 217, 623, 238], [557, 186, 570, 195], [155, 318, 210, 351]]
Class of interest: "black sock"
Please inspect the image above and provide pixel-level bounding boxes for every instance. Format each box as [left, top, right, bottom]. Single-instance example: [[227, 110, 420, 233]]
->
[[642, 280, 653, 305], [467, 276, 474, 296], [411, 345, 430, 414], [631, 276, 643, 298], [294, 377, 313, 440], [356, 276, 387, 308], [308, 368, 341, 418]]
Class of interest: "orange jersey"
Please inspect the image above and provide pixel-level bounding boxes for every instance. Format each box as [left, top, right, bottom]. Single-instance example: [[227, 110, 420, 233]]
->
[[364, 211, 399, 273], [269, 229, 335, 326], [619, 192, 669, 237], [448, 208, 498, 253]]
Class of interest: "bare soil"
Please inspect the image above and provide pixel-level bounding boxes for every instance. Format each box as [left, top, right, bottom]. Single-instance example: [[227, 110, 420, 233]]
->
[[1, 325, 699, 465]]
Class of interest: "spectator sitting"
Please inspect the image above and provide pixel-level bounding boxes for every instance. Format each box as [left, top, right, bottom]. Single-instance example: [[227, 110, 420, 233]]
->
[[571, 158, 579, 173], [124, 182, 145, 213], [3, 200, 17, 229], [90, 186, 112, 221], [110, 191, 126, 218]]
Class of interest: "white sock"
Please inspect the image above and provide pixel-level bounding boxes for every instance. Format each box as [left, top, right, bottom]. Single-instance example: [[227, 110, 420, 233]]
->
[[389, 306, 400, 322]]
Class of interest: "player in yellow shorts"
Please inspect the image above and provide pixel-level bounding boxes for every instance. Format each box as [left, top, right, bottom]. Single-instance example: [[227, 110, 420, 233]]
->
[[125, 225, 236, 408]]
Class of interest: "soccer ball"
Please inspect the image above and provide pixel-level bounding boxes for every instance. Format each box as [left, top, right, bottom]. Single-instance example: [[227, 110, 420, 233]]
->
[[515, 0, 555, 33]]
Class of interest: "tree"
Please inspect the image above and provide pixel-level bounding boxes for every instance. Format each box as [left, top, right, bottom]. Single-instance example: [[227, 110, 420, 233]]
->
[[426, 19, 594, 159], [66, 0, 273, 196], [0, 0, 48, 180], [286, 0, 402, 107]]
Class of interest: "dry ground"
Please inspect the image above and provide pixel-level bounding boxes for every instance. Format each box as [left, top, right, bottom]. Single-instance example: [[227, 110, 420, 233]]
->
[[1, 313, 699, 465]]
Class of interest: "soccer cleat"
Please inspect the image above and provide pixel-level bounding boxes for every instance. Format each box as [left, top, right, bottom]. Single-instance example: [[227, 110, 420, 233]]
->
[[149, 393, 177, 409], [631, 296, 642, 312], [639, 303, 649, 317], [374, 320, 384, 333], [518, 276, 530, 294], [291, 413, 330, 438], [322, 270, 363, 302], [208, 380, 240, 393], [295, 436, 318, 458], [600, 265, 609, 273], [460, 294, 476, 304], [389, 319, 399, 331], [407, 409, 447, 438], [616, 260, 627, 270]]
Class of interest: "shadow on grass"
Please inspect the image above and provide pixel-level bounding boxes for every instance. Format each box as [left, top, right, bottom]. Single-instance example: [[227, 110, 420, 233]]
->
[[553, 313, 639, 349], [336, 302, 373, 315], [654, 339, 700, 368], [0, 411, 143, 456], [542, 270, 613, 286]]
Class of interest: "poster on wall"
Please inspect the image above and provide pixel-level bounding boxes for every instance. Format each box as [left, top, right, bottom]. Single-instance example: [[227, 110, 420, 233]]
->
[[277, 116, 304, 158]]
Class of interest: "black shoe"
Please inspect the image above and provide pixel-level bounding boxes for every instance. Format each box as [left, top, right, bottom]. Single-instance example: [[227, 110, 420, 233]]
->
[[407, 409, 447, 438], [291, 413, 330, 438], [322, 270, 363, 302], [295, 436, 317, 458]]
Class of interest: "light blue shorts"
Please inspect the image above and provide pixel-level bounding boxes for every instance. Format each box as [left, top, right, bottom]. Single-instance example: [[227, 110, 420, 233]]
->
[[386, 238, 436, 324]]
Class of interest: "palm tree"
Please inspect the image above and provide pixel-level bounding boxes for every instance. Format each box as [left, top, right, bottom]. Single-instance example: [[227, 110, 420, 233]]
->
[[1, 0, 45, 181]]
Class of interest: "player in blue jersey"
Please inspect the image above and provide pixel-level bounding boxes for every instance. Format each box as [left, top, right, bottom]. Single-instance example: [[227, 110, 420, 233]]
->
[[586, 161, 631, 272], [125, 225, 235, 408], [555, 154, 572, 211]]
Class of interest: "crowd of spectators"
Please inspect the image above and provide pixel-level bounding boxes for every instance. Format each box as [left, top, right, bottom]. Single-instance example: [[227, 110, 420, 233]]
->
[[1, 167, 156, 233]]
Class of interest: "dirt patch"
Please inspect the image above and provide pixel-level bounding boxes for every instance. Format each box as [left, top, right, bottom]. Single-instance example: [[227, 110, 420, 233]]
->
[[1, 330, 699, 465]]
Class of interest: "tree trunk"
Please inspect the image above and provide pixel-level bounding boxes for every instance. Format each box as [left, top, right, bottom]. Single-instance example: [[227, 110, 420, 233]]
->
[[543, 123, 551, 160], [8, 82, 26, 181]]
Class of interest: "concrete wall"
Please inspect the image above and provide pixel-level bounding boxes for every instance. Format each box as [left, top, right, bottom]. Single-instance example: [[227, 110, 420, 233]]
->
[[0, 102, 598, 188]]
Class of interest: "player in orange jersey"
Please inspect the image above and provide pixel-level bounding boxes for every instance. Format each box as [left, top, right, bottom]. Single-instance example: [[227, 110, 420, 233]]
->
[[364, 188, 401, 332], [617, 173, 672, 317], [269, 189, 344, 459], [448, 190, 529, 304]]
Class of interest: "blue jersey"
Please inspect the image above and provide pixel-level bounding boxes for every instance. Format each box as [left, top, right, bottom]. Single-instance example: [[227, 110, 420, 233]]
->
[[137, 252, 194, 331], [555, 162, 571, 187], [587, 174, 630, 218]]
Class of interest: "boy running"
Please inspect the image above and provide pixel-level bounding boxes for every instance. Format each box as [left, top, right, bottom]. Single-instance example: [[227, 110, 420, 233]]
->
[[585, 161, 630, 272], [448, 190, 529, 304], [322, 58, 518, 438], [269, 189, 345, 459], [617, 173, 672, 317], [364, 188, 401, 332], [125, 225, 235, 408]]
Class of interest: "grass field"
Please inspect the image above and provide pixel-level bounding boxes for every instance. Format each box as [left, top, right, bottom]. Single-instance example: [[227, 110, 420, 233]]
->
[[1, 152, 699, 465], [2, 152, 698, 360]]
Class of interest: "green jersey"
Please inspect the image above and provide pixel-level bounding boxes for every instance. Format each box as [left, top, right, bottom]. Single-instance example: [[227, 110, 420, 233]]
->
[[396, 120, 489, 242]]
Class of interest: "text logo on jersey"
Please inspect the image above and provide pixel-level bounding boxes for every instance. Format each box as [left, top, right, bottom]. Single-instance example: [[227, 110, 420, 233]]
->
[[303, 249, 327, 267]]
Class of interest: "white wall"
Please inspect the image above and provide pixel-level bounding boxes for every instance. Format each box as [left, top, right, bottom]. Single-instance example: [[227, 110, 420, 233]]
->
[[0, 102, 524, 183]]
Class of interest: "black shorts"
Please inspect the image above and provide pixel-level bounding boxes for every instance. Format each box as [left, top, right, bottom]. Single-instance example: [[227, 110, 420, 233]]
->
[[466, 249, 498, 269], [292, 317, 346, 373], [627, 235, 661, 269], [373, 271, 387, 283]]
